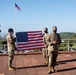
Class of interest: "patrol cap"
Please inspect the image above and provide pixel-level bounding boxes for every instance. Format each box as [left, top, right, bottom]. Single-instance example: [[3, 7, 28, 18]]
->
[[8, 28, 14, 32]]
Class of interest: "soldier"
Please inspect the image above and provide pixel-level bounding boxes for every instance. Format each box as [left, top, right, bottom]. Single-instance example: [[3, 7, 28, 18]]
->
[[47, 26, 61, 74], [6, 28, 17, 70], [42, 27, 49, 65]]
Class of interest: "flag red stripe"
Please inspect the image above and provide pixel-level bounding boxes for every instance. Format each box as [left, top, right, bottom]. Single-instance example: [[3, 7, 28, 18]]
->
[[18, 46, 45, 50], [17, 43, 44, 47], [18, 44, 44, 48], [17, 40, 43, 44]]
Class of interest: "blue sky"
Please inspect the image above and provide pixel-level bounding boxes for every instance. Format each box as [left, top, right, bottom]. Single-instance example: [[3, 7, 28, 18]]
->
[[0, 0, 76, 34]]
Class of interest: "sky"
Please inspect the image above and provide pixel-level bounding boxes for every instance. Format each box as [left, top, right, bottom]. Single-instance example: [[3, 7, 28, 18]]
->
[[0, 0, 76, 34]]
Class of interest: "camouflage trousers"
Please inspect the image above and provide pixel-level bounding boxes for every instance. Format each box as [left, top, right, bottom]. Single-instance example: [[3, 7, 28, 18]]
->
[[47, 46, 58, 68], [8, 50, 14, 67], [48, 51, 58, 68], [42, 48, 48, 61]]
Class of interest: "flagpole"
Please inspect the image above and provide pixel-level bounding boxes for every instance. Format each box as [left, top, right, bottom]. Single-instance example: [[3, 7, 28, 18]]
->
[[14, 1, 16, 36], [14, 2, 21, 36]]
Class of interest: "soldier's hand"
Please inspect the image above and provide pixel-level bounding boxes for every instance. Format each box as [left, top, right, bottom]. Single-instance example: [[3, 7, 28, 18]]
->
[[45, 45, 48, 48], [53, 41, 57, 44]]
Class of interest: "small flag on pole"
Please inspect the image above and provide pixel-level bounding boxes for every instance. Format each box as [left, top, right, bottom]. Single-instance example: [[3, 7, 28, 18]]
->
[[15, 3, 21, 11]]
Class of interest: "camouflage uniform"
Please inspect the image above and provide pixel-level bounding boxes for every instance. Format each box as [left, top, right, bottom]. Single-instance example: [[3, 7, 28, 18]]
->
[[47, 33, 61, 73], [6, 33, 16, 68], [42, 33, 50, 64]]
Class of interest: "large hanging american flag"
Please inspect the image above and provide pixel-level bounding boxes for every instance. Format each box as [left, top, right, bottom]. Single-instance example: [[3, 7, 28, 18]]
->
[[16, 31, 45, 50]]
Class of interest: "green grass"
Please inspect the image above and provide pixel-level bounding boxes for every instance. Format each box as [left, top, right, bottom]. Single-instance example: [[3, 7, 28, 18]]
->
[[72, 44, 76, 48]]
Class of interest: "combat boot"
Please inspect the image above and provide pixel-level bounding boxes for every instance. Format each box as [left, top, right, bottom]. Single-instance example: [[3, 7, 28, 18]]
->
[[51, 67, 54, 72], [51, 67, 57, 72], [47, 67, 52, 74], [45, 60, 48, 65], [44, 60, 48, 65], [44, 60, 46, 64], [8, 66, 15, 70]]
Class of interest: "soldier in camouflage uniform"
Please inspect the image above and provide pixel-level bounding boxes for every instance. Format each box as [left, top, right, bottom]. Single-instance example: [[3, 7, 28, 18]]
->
[[6, 28, 17, 70], [42, 28, 49, 65], [47, 26, 61, 74]]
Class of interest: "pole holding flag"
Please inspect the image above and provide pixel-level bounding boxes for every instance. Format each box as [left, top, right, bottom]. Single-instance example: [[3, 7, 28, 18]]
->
[[14, 3, 21, 35]]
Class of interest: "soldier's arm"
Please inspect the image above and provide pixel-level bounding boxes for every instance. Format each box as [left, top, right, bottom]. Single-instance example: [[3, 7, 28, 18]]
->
[[43, 34, 48, 48], [43, 40, 48, 48], [57, 34, 61, 45], [51, 34, 59, 45], [46, 34, 52, 46], [8, 37, 13, 44], [12, 37, 18, 50], [53, 34, 61, 45], [43, 35, 45, 44], [6, 35, 13, 44]]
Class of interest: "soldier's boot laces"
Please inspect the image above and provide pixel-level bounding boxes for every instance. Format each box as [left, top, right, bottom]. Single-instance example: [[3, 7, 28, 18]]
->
[[8, 66, 15, 71]]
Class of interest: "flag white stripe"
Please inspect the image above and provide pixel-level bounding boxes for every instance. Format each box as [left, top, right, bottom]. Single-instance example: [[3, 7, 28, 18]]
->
[[16, 40, 43, 44]]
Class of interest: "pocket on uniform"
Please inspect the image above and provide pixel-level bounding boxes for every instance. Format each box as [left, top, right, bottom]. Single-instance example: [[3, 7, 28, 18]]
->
[[8, 50, 14, 54], [48, 46, 53, 52]]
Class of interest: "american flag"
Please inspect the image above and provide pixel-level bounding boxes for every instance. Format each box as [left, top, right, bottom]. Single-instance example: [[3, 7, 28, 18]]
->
[[15, 3, 21, 11], [16, 31, 45, 50]]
